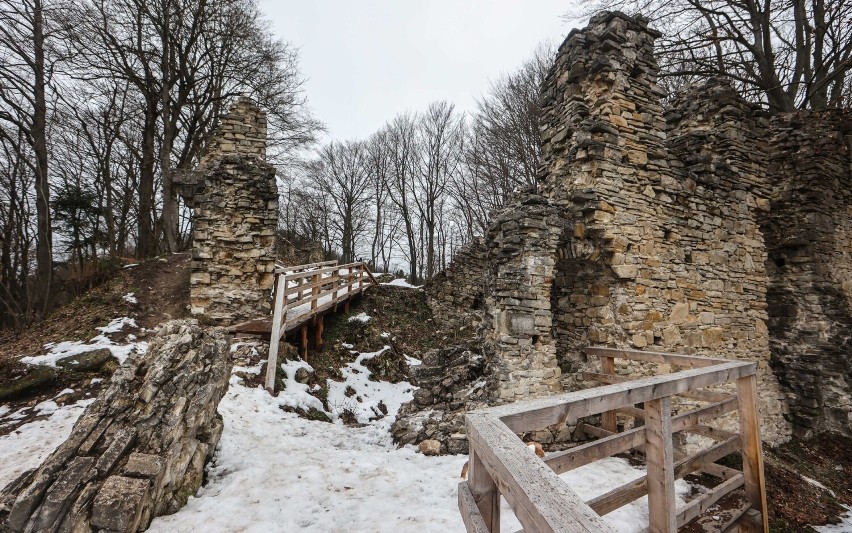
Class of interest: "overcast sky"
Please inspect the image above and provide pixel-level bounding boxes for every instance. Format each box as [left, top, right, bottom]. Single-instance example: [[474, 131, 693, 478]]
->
[[259, 1, 579, 142]]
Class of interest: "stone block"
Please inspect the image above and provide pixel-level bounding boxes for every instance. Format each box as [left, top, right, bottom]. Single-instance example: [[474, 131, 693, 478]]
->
[[91, 476, 150, 533]]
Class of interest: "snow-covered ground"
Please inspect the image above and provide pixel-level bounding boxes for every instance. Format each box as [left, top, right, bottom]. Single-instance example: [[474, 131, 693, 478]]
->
[[4, 323, 848, 532], [0, 395, 95, 486], [19, 317, 147, 367]]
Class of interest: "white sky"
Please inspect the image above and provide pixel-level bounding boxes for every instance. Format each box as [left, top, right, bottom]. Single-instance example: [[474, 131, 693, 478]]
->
[[259, 1, 579, 141]]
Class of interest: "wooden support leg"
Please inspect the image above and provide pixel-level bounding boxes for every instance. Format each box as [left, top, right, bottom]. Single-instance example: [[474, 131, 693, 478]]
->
[[601, 356, 617, 433], [469, 449, 499, 532], [315, 316, 324, 348], [344, 300, 350, 314], [737, 375, 769, 533], [645, 396, 677, 533], [300, 325, 308, 363]]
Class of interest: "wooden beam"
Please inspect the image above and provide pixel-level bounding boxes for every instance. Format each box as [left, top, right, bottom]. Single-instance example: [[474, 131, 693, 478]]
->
[[544, 398, 738, 476], [586, 435, 741, 516], [545, 428, 646, 475], [363, 263, 380, 285], [736, 375, 769, 533], [600, 357, 618, 433], [315, 315, 324, 348], [488, 361, 756, 433], [636, 474, 745, 533], [583, 371, 734, 404], [274, 259, 337, 274], [585, 347, 729, 368], [458, 481, 491, 533], [469, 450, 499, 532], [300, 325, 308, 362], [645, 396, 677, 533], [265, 273, 288, 393], [466, 413, 616, 533]]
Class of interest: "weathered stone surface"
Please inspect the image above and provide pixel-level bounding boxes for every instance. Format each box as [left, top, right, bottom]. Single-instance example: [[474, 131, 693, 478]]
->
[[408, 12, 852, 445], [90, 476, 149, 532], [0, 320, 232, 532], [184, 97, 278, 323], [0, 366, 56, 401], [55, 348, 114, 372], [418, 440, 442, 456]]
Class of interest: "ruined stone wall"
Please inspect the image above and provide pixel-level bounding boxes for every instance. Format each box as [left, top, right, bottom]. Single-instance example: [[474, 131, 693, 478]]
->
[[511, 12, 789, 440], [762, 111, 852, 437], [426, 237, 487, 331], [188, 97, 278, 323]]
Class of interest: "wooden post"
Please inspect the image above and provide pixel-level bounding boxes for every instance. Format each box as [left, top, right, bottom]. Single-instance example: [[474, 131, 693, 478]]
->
[[469, 449, 500, 532], [737, 375, 769, 533], [265, 273, 287, 393], [300, 324, 308, 362], [645, 396, 677, 533], [311, 273, 320, 312], [601, 356, 617, 433], [332, 268, 339, 303], [315, 315, 324, 348], [359, 263, 365, 289], [296, 276, 303, 300], [344, 300, 350, 314]]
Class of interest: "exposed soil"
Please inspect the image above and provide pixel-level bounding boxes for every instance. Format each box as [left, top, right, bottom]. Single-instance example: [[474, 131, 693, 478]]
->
[[0, 253, 190, 408]]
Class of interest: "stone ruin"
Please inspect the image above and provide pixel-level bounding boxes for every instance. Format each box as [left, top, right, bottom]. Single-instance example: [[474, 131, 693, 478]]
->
[[0, 99, 282, 531], [402, 11, 852, 449], [176, 96, 279, 324], [0, 321, 232, 532]]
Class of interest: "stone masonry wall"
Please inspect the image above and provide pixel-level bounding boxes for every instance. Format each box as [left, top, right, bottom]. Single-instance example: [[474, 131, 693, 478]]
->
[[762, 111, 852, 437], [188, 97, 278, 323], [426, 237, 487, 331], [509, 12, 791, 440]]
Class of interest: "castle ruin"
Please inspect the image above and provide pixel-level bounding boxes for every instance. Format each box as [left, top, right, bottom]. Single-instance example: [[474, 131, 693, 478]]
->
[[426, 12, 852, 443]]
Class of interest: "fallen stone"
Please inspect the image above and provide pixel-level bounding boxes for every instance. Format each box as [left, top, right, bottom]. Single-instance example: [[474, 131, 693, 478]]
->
[[0, 366, 57, 401], [56, 348, 114, 372], [418, 439, 442, 456]]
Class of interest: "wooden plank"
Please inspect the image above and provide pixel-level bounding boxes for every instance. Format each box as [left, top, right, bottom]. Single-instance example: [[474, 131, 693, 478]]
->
[[363, 263, 380, 285], [466, 413, 617, 533], [579, 423, 613, 439], [545, 428, 646, 475], [487, 361, 756, 432], [274, 259, 337, 273], [583, 372, 734, 404], [600, 357, 618, 433], [458, 481, 491, 533], [469, 450, 499, 532], [300, 325, 308, 361], [315, 315, 324, 348], [683, 425, 736, 442], [701, 463, 741, 480], [617, 405, 645, 419], [586, 347, 729, 368], [283, 261, 364, 281], [265, 273, 288, 393], [645, 396, 676, 533], [736, 375, 769, 533], [545, 398, 737, 476], [587, 435, 741, 515], [636, 474, 745, 533], [311, 273, 320, 311]]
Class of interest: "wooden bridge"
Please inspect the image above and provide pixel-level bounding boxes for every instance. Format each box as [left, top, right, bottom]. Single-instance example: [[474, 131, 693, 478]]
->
[[459, 347, 769, 533], [230, 260, 378, 393]]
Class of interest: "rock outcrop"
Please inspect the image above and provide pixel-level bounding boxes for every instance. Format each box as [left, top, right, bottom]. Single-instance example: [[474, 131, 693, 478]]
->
[[0, 320, 232, 532]]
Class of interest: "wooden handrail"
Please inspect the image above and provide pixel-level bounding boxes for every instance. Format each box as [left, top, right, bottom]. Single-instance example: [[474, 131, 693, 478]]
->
[[264, 261, 376, 393], [460, 348, 769, 533]]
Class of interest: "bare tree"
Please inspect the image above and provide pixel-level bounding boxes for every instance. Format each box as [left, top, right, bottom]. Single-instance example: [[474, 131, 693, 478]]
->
[[0, 0, 60, 311], [384, 114, 420, 283], [570, 0, 852, 111]]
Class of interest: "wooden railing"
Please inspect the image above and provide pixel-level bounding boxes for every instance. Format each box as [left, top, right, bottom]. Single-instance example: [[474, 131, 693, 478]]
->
[[459, 347, 769, 533], [264, 260, 377, 392]]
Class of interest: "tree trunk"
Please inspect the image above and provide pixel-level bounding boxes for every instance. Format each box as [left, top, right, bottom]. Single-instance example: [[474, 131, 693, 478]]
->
[[32, 0, 52, 313], [137, 98, 158, 258]]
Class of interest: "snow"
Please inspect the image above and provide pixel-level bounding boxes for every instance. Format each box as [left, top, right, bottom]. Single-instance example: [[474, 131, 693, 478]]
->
[[0, 398, 95, 487], [123, 292, 138, 304], [326, 347, 416, 429], [274, 360, 326, 413], [20, 316, 147, 367], [383, 278, 422, 289], [815, 506, 852, 532], [348, 312, 371, 324], [122, 263, 139, 269], [404, 354, 423, 366]]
